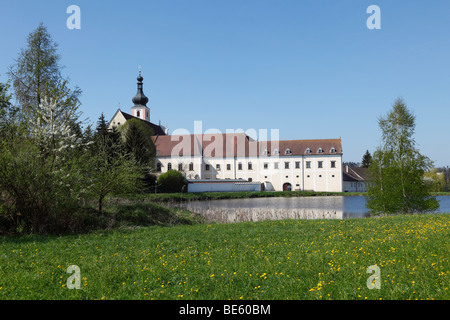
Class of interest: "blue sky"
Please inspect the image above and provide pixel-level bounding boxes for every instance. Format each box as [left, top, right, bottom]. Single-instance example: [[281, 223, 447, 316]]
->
[[1, 0, 449, 166]]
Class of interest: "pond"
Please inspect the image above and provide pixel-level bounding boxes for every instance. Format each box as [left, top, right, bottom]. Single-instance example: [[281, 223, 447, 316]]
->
[[175, 195, 450, 223]]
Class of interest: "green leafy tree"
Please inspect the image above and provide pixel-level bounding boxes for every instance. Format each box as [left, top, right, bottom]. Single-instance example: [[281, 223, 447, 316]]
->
[[0, 92, 89, 234], [366, 98, 439, 215], [157, 170, 186, 193], [0, 81, 12, 121], [120, 118, 156, 191], [423, 169, 445, 192], [87, 133, 143, 214], [87, 115, 144, 213]]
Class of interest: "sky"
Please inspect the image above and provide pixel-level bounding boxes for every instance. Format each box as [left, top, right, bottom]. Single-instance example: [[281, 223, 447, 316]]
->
[[0, 0, 449, 166]]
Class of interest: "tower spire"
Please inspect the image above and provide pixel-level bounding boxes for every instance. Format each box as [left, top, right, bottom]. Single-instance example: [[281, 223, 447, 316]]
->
[[132, 66, 148, 107], [131, 67, 150, 122]]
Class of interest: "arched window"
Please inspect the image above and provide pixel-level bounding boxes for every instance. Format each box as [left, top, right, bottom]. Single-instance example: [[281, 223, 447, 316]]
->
[[285, 148, 291, 155], [305, 148, 311, 154], [189, 162, 194, 171], [330, 147, 336, 154], [156, 162, 162, 172], [137, 110, 140, 117], [318, 147, 323, 154], [167, 162, 172, 170], [178, 163, 183, 171]]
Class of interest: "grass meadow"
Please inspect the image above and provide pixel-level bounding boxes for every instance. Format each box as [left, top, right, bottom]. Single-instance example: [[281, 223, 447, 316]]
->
[[0, 213, 448, 300]]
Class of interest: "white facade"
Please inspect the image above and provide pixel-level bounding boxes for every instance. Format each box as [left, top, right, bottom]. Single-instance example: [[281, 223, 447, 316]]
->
[[153, 134, 344, 192]]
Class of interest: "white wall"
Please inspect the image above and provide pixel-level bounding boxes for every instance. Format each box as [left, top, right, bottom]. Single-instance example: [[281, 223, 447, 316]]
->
[[343, 181, 368, 192], [188, 181, 262, 193]]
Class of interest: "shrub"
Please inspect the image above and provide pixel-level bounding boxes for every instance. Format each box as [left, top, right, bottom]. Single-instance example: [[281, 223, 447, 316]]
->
[[157, 170, 186, 193]]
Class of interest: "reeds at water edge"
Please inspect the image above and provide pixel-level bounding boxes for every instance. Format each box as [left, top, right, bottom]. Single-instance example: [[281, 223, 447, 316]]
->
[[179, 204, 343, 223]]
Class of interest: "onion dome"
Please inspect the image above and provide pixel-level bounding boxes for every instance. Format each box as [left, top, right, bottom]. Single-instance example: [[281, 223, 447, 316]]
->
[[132, 67, 149, 107]]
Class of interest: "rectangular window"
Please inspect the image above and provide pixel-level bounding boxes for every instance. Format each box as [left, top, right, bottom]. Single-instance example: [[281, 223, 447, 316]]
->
[[238, 163, 242, 170], [248, 162, 253, 170], [178, 163, 183, 171], [274, 162, 279, 169], [264, 162, 269, 169], [205, 164, 210, 171], [331, 161, 336, 168], [295, 161, 300, 169], [306, 161, 311, 169], [285, 162, 290, 169], [189, 163, 194, 171], [318, 161, 323, 168], [216, 164, 221, 171], [227, 164, 231, 170]]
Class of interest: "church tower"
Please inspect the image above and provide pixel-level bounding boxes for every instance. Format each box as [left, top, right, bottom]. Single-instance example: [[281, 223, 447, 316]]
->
[[131, 66, 150, 122]]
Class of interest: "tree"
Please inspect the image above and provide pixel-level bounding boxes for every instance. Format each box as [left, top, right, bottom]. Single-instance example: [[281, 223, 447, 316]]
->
[[87, 133, 143, 214], [0, 92, 90, 234], [120, 118, 156, 165], [0, 81, 12, 120], [343, 161, 360, 168], [423, 169, 445, 192], [0, 81, 15, 138], [7, 22, 81, 119], [120, 118, 157, 191], [366, 98, 439, 215], [87, 115, 144, 213], [361, 150, 372, 168], [157, 170, 186, 193]]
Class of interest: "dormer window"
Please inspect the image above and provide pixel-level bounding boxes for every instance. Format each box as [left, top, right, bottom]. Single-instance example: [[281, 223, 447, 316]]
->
[[263, 149, 268, 155], [305, 148, 311, 154], [330, 147, 336, 154], [318, 147, 323, 154], [274, 149, 279, 155], [285, 148, 291, 155]]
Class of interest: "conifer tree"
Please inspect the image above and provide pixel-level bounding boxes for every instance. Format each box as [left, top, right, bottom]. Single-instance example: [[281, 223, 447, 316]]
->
[[361, 150, 372, 168], [7, 22, 81, 120]]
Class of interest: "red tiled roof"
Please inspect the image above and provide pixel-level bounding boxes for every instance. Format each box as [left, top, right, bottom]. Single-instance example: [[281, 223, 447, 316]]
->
[[152, 133, 342, 158]]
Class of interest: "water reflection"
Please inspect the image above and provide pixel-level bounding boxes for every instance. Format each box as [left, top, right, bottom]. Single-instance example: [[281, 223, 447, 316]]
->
[[176, 195, 449, 223]]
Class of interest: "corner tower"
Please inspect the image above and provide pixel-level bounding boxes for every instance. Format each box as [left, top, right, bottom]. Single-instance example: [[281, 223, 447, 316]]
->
[[131, 66, 150, 122]]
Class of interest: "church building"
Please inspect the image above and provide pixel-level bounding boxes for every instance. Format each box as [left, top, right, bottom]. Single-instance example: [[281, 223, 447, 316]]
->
[[109, 70, 344, 192]]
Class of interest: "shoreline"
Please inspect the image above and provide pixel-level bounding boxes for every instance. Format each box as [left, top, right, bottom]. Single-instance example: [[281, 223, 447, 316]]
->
[[113, 190, 450, 204]]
